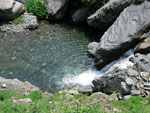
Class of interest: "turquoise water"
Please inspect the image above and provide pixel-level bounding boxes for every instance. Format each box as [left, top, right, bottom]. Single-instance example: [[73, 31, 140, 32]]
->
[[0, 21, 100, 92]]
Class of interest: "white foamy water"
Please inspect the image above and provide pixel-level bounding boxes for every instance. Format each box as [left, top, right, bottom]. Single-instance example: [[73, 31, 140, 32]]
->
[[62, 49, 134, 86]]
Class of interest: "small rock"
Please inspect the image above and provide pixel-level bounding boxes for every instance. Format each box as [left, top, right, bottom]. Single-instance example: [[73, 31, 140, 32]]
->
[[87, 42, 99, 57], [14, 98, 32, 104], [121, 82, 131, 95], [125, 78, 135, 86], [127, 68, 139, 76], [113, 108, 122, 113], [131, 90, 141, 96], [43, 92, 53, 98], [1, 83, 7, 88], [124, 95, 131, 100], [78, 85, 93, 96]]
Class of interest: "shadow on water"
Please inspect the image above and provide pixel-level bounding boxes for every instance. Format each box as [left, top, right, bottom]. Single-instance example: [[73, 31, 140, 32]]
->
[[0, 20, 104, 93]]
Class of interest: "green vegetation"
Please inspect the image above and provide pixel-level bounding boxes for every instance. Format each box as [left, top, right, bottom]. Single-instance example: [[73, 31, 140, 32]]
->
[[26, 0, 48, 20], [13, 17, 24, 24], [132, 0, 144, 4], [0, 90, 150, 113], [114, 96, 150, 113]]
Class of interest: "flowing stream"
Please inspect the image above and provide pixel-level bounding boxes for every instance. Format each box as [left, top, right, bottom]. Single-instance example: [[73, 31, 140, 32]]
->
[[0, 21, 134, 93]]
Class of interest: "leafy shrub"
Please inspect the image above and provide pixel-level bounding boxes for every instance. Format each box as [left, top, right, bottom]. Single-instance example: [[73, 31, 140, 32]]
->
[[26, 0, 48, 20], [132, 0, 144, 4], [13, 17, 24, 24]]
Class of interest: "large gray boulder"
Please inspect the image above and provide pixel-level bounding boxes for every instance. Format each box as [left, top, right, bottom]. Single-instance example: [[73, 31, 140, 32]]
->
[[93, 1, 150, 69], [46, 0, 69, 21], [0, 0, 25, 20], [92, 71, 126, 94], [87, 0, 132, 30]]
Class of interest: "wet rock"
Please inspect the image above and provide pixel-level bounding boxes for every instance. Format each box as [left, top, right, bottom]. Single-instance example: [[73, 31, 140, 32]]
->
[[92, 71, 126, 94], [127, 68, 139, 77], [87, 42, 99, 57], [72, 7, 90, 23], [23, 13, 38, 29], [131, 90, 141, 96], [0, 0, 25, 20], [133, 53, 150, 72], [121, 82, 131, 95], [125, 78, 135, 86], [78, 85, 93, 96], [87, 0, 132, 30], [93, 1, 150, 69], [46, 0, 69, 21]]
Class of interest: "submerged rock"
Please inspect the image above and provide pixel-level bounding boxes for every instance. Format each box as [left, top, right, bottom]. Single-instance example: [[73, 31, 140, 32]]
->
[[0, 0, 25, 20], [87, 0, 132, 30], [93, 1, 150, 69], [46, 0, 69, 21], [72, 7, 90, 23]]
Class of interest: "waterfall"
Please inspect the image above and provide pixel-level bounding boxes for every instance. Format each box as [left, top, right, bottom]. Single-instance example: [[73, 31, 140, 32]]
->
[[62, 48, 134, 86]]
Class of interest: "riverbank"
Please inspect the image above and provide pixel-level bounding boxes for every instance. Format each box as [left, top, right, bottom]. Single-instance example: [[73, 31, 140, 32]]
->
[[0, 89, 150, 113]]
